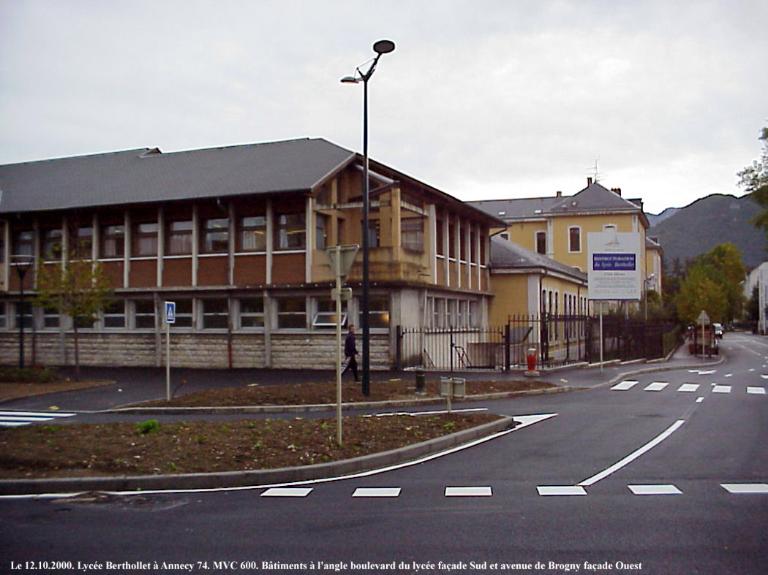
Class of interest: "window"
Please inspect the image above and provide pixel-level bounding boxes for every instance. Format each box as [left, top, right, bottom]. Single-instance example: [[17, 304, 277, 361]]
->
[[15, 302, 33, 329], [201, 218, 229, 254], [312, 299, 346, 329], [569, 227, 581, 253], [134, 300, 156, 329], [469, 229, 477, 262], [166, 220, 193, 255], [603, 224, 617, 232], [0, 303, 6, 329], [362, 219, 380, 248], [275, 213, 306, 250], [499, 232, 510, 241], [459, 228, 467, 260], [401, 218, 424, 252], [457, 300, 467, 327], [71, 226, 93, 259], [436, 219, 445, 256], [239, 297, 264, 328], [132, 222, 158, 256], [448, 219, 456, 258], [277, 297, 306, 328], [171, 299, 193, 328], [12, 230, 34, 257], [447, 300, 458, 327], [43, 306, 59, 329], [433, 298, 445, 328], [469, 301, 479, 327], [363, 295, 390, 329], [42, 229, 63, 260], [74, 314, 95, 330], [103, 300, 126, 329], [535, 231, 547, 255], [100, 224, 125, 258], [238, 216, 266, 252], [315, 214, 328, 251], [202, 299, 228, 329]]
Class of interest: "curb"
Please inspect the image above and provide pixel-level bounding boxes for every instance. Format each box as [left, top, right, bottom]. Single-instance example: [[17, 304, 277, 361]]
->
[[0, 416, 515, 495]]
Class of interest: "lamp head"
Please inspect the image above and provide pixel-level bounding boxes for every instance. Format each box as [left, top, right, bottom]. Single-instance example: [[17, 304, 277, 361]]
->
[[340, 75, 360, 84], [373, 39, 395, 54]]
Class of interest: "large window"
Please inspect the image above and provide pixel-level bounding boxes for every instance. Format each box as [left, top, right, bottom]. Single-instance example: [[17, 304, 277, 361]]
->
[[42, 228, 63, 261], [132, 222, 158, 256], [15, 302, 33, 329], [401, 218, 423, 252], [569, 226, 581, 253], [71, 226, 93, 259], [315, 214, 328, 251], [238, 216, 266, 252], [12, 230, 34, 257], [277, 297, 306, 328], [103, 300, 126, 329], [436, 219, 445, 256], [134, 300, 156, 329], [166, 220, 193, 255], [43, 306, 59, 329], [171, 299, 193, 328], [239, 297, 264, 328], [275, 213, 306, 251], [363, 219, 380, 248], [536, 231, 547, 255], [100, 224, 125, 258], [361, 295, 390, 329], [313, 299, 346, 329], [201, 218, 229, 254], [202, 299, 228, 329]]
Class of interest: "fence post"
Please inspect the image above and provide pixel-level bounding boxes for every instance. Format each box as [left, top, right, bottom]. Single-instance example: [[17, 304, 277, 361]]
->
[[396, 325, 402, 370], [504, 322, 511, 372], [450, 326, 454, 373]]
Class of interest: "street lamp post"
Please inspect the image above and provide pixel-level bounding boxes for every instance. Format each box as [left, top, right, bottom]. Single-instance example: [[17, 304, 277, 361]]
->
[[14, 257, 33, 369], [341, 39, 395, 397]]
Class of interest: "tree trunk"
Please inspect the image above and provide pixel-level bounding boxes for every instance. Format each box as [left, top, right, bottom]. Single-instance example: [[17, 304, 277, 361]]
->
[[73, 323, 80, 381]]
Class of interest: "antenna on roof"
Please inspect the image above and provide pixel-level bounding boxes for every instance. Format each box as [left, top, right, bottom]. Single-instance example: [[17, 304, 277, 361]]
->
[[588, 158, 600, 183]]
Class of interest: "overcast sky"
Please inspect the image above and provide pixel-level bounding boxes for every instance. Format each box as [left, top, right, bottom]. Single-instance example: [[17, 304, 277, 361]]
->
[[1, 0, 766, 214]]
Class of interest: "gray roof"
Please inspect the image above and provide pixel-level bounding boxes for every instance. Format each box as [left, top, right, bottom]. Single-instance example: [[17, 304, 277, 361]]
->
[[0, 138, 356, 213], [490, 236, 587, 282], [471, 182, 643, 221]]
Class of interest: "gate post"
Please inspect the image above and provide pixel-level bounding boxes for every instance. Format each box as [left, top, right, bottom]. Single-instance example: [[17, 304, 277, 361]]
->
[[396, 325, 402, 370], [504, 323, 511, 372]]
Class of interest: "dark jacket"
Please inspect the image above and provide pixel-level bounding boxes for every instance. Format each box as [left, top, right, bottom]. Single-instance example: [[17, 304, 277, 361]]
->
[[344, 332, 357, 358]]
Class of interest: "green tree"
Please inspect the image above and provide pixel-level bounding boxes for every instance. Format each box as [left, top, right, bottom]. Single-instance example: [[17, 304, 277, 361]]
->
[[738, 126, 768, 237], [34, 259, 113, 379], [696, 243, 746, 322], [675, 264, 728, 325]]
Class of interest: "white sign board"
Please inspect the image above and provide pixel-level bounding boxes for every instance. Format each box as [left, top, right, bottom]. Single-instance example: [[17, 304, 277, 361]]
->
[[587, 231, 642, 301], [165, 301, 176, 324]]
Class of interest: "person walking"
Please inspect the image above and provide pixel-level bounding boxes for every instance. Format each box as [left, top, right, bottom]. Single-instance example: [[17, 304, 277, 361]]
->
[[342, 324, 359, 381]]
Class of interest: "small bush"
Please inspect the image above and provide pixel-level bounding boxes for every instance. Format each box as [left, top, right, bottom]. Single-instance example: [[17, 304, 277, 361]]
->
[[0, 366, 58, 384], [136, 420, 161, 435]]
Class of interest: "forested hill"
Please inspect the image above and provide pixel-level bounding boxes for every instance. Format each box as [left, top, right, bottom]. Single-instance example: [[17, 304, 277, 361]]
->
[[648, 193, 765, 270]]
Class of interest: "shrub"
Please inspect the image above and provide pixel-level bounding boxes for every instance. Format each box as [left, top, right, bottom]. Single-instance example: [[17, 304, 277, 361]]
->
[[0, 366, 58, 384], [136, 419, 161, 435]]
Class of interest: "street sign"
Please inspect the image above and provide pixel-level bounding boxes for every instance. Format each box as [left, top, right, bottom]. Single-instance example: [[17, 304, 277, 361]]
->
[[697, 310, 710, 326], [331, 287, 353, 301], [587, 231, 642, 301], [165, 301, 176, 324]]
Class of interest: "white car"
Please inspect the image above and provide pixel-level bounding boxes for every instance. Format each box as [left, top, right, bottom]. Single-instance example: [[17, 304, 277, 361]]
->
[[713, 323, 724, 339]]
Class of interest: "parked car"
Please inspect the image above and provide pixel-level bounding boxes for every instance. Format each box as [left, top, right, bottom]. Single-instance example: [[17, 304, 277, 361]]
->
[[713, 323, 724, 339]]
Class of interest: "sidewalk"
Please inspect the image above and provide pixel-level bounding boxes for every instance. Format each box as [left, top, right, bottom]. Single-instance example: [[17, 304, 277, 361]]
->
[[1, 343, 722, 413]]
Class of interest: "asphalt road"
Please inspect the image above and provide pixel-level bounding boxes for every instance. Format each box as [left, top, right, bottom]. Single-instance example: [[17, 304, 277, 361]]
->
[[1, 333, 766, 575]]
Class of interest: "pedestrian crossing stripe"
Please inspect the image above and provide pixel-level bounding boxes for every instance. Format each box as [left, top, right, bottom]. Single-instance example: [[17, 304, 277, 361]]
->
[[0, 411, 76, 427], [678, 384, 699, 392], [721, 484, 768, 494], [445, 487, 493, 497], [611, 380, 639, 391], [628, 484, 682, 495], [712, 385, 731, 394], [644, 382, 668, 392], [261, 488, 313, 497], [352, 488, 401, 498], [747, 387, 766, 395]]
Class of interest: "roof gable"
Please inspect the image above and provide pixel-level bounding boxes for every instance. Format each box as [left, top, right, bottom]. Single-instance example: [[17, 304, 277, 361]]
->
[[490, 236, 587, 281]]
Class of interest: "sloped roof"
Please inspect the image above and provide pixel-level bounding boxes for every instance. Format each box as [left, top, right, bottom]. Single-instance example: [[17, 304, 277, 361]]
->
[[490, 236, 587, 282], [471, 182, 644, 222], [0, 138, 356, 213]]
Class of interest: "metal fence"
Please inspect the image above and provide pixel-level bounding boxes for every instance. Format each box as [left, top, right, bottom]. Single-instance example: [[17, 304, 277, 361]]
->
[[396, 314, 680, 372]]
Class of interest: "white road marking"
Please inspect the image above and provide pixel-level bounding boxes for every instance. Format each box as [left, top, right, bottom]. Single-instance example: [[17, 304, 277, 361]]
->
[[678, 384, 700, 393], [696, 397, 704, 403], [578, 420, 685, 487], [366, 408, 488, 418], [611, 380, 639, 391], [537, 486, 587, 496], [747, 387, 766, 395], [749, 369, 756, 372], [352, 487, 401, 498], [0, 411, 76, 427], [644, 382, 668, 392], [628, 484, 682, 495], [696, 370, 717, 375], [724, 374, 733, 378], [261, 488, 313, 497], [445, 487, 493, 497], [761, 375, 768, 380], [721, 484, 768, 494], [712, 385, 731, 394]]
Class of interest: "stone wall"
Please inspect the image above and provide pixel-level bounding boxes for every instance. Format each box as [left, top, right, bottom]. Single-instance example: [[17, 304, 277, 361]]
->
[[0, 331, 390, 370]]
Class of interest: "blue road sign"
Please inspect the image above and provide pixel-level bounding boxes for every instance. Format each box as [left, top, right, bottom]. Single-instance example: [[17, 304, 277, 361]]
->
[[165, 301, 176, 324]]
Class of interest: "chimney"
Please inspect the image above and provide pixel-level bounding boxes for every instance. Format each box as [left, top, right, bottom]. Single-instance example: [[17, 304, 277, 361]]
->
[[611, 187, 622, 196], [587, 177, 593, 186]]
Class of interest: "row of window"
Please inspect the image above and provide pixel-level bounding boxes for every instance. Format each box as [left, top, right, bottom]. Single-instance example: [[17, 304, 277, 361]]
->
[[435, 218, 486, 263], [428, 297, 481, 329], [4, 213, 429, 263], [500, 225, 619, 256], [0, 296, 391, 332]]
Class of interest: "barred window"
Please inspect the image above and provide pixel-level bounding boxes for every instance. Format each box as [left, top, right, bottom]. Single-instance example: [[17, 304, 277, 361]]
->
[[401, 218, 423, 252]]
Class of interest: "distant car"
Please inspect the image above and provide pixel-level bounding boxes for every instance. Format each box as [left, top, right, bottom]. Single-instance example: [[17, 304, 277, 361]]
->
[[713, 323, 724, 339]]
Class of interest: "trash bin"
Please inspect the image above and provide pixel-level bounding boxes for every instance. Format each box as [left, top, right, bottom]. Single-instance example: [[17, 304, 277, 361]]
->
[[526, 347, 537, 372], [415, 369, 426, 394]]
